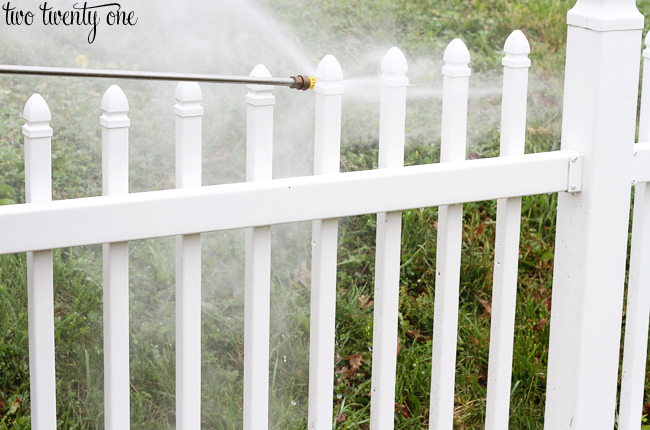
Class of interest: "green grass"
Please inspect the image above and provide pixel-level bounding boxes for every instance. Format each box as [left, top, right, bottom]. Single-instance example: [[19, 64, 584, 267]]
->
[[1, 0, 650, 429]]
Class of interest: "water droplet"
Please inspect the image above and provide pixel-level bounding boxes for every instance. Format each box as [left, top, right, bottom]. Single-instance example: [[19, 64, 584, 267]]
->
[[496, 261, 500, 266], [437, 272, 441, 277], [419, 208, 424, 212], [283, 356, 287, 363], [291, 400, 297, 406], [311, 240, 316, 246], [337, 394, 342, 399]]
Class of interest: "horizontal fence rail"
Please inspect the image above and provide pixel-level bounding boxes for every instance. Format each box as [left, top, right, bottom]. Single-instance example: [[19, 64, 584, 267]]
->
[[0, 150, 581, 254]]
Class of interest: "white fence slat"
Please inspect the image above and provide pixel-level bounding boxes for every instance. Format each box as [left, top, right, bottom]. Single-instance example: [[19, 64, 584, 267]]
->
[[370, 47, 408, 430], [23, 94, 55, 430], [619, 31, 650, 430], [23, 94, 56, 430], [429, 39, 471, 430], [545, 1, 643, 427], [243, 64, 275, 430], [100, 85, 131, 430], [174, 82, 204, 430], [308, 55, 344, 430], [485, 30, 530, 430]]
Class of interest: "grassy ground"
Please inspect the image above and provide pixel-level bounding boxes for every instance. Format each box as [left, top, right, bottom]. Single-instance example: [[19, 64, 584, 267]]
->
[[1, 0, 650, 429]]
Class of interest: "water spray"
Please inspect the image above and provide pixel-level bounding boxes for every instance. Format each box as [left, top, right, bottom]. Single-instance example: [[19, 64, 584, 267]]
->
[[0, 65, 316, 91]]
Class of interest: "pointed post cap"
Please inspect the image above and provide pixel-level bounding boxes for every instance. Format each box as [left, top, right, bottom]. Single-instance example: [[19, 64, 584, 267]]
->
[[246, 64, 275, 106], [315, 55, 343, 81], [175, 81, 203, 103], [22, 94, 53, 138], [101, 85, 129, 113], [100, 85, 130, 129], [567, 0, 643, 32], [380, 47, 409, 87], [502, 30, 531, 69], [23, 93, 51, 123], [314, 55, 344, 95], [247, 64, 274, 92], [442, 38, 471, 78], [174, 82, 204, 117]]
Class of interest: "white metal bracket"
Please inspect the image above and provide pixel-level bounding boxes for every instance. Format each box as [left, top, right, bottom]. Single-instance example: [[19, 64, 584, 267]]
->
[[567, 151, 584, 193], [633, 142, 650, 185]]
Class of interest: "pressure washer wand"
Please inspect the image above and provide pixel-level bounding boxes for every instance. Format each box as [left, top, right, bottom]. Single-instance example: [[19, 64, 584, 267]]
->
[[0, 65, 315, 91]]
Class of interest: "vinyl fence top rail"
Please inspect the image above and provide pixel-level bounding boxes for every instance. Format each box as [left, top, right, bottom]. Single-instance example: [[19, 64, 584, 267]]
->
[[0, 150, 581, 254]]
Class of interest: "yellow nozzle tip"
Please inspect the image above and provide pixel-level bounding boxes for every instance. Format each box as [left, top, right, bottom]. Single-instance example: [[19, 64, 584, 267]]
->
[[309, 76, 316, 89]]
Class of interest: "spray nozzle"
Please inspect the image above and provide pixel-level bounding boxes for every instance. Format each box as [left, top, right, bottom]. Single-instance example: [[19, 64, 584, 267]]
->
[[290, 75, 315, 91]]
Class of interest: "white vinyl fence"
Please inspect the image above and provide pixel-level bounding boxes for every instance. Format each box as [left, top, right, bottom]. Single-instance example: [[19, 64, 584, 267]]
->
[[1, 0, 649, 429]]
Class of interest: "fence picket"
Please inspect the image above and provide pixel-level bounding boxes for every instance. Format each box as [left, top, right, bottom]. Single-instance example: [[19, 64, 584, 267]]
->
[[370, 47, 408, 430], [174, 82, 204, 430], [619, 31, 650, 430], [429, 39, 471, 430], [23, 94, 56, 430], [485, 30, 531, 430], [100, 85, 131, 430], [243, 64, 275, 430], [308, 54, 344, 430]]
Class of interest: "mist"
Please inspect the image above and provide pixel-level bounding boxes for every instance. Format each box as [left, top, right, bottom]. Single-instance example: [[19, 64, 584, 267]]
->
[[0, 0, 563, 427]]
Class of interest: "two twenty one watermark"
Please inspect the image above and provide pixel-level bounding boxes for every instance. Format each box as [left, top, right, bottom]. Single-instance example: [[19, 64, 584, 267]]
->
[[2, 2, 137, 44]]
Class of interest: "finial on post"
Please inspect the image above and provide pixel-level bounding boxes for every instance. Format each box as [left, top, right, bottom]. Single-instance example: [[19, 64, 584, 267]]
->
[[380, 47, 409, 86], [246, 64, 275, 106], [22, 94, 53, 138], [442, 39, 471, 78], [503, 30, 531, 69], [174, 82, 204, 117], [100, 85, 130, 129], [314, 55, 344, 95]]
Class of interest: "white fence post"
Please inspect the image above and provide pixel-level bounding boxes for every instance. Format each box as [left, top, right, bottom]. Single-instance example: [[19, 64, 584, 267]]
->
[[243, 64, 274, 430], [484, 30, 530, 430], [100, 85, 131, 430], [23, 94, 56, 430], [370, 46, 408, 430], [174, 82, 204, 430], [429, 39, 470, 430], [545, 1, 643, 428], [308, 54, 344, 430], [619, 31, 650, 430]]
